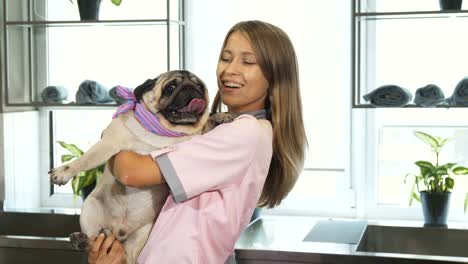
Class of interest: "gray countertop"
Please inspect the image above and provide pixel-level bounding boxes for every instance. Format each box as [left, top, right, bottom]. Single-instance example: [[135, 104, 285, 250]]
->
[[234, 215, 468, 264]]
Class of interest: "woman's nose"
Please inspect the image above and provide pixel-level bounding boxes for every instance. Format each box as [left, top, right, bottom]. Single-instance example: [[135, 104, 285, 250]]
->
[[225, 61, 240, 75]]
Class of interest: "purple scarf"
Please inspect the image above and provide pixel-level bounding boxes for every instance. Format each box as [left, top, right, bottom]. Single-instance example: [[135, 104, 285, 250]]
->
[[112, 86, 185, 137]]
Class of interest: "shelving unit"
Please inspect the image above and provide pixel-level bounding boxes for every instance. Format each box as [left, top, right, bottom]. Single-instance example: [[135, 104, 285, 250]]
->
[[352, 1, 468, 108], [1, 0, 185, 109]]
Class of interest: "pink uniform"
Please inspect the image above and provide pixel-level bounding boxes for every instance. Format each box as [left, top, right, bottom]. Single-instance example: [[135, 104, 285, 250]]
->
[[137, 112, 273, 264]]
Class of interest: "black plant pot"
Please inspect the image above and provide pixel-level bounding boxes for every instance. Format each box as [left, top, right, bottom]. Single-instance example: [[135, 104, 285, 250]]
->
[[420, 191, 451, 227], [77, 0, 102, 21], [439, 0, 463, 10], [80, 181, 96, 201]]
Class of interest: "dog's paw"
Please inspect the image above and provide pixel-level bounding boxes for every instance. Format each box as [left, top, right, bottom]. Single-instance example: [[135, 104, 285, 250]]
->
[[69, 232, 89, 251], [202, 112, 236, 133], [49, 165, 75, 186]]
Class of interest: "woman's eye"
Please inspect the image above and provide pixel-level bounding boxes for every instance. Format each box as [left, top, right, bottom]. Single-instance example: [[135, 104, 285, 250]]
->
[[220, 57, 230, 62]]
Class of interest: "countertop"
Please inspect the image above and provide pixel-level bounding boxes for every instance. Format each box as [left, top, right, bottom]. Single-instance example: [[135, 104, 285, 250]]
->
[[234, 215, 468, 264]]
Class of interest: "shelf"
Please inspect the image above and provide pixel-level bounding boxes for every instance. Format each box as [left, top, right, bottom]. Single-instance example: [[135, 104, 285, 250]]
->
[[5, 19, 186, 28], [1, 0, 185, 109], [7, 102, 120, 109], [352, 1, 468, 109], [356, 10, 468, 20]]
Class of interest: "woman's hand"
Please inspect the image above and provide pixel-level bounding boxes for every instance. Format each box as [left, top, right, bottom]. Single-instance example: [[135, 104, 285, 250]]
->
[[112, 151, 165, 187], [88, 233, 125, 264]]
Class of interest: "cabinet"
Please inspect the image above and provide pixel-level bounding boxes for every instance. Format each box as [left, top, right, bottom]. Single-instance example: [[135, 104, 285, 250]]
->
[[352, 0, 468, 108], [2, 0, 185, 109]]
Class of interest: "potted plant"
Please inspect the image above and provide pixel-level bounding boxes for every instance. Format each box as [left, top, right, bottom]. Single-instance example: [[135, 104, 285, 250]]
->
[[405, 131, 468, 227], [439, 0, 463, 11], [70, 0, 122, 21], [57, 141, 104, 200]]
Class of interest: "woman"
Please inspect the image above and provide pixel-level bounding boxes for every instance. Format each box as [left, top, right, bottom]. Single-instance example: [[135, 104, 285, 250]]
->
[[89, 20, 307, 264]]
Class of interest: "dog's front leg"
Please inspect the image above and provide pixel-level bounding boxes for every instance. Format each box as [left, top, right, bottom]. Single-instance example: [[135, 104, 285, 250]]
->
[[49, 119, 130, 185]]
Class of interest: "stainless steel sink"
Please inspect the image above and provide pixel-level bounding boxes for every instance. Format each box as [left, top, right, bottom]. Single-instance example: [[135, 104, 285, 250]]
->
[[0, 211, 87, 264], [357, 225, 468, 258], [0, 211, 81, 237]]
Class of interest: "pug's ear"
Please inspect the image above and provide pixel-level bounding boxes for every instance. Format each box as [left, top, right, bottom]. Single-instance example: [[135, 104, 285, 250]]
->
[[134, 78, 158, 102]]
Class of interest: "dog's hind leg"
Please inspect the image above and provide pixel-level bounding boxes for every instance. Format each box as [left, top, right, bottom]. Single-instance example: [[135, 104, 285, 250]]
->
[[73, 194, 108, 250], [124, 223, 153, 264]]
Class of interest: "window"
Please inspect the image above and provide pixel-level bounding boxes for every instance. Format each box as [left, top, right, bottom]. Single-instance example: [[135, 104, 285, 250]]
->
[[360, 1, 468, 221], [0, 0, 183, 209]]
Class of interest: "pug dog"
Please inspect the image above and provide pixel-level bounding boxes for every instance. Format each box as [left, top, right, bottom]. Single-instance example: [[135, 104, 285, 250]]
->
[[48, 70, 231, 264]]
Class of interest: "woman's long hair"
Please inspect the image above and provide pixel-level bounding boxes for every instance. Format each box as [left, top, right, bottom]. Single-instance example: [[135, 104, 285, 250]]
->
[[211, 20, 308, 208]]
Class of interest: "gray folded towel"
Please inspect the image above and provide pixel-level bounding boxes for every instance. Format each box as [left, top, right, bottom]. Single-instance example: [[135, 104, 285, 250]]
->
[[414, 84, 448, 107], [363, 85, 412, 107], [109, 85, 132, 105], [41, 85, 68, 103], [75, 80, 113, 104], [447, 77, 468, 106]]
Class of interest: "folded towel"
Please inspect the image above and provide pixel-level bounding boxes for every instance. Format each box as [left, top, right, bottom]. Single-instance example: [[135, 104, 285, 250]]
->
[[41, 86, 68, 103], [109, 85, 133, 105], [363, 85, 412, 107], [447, 77, 468, 106], [75, 80, 113, 104], [414, 84, 448, 107]]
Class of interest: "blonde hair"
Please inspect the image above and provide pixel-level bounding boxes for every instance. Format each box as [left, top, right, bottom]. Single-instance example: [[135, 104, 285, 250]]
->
[[212, 20, 308, 208]]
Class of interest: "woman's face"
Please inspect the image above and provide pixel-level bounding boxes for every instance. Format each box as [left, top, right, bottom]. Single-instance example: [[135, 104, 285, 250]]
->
[[217, 31, 269, 113]]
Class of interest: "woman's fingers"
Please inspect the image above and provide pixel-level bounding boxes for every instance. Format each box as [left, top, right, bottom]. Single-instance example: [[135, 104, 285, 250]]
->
[[99, 234, 116, 255], [88, 233, 105, 264], [109, 240, 125, 264]]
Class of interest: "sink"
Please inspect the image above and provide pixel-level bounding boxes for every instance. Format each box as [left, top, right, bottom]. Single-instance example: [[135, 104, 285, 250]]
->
[[357, 225, 468, 258], [0, 211, 80, 237], [0, 211, 87, 264]]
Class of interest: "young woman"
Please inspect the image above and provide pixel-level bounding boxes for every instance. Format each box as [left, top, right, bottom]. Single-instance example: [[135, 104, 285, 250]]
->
[[89, 20, 307, 264]]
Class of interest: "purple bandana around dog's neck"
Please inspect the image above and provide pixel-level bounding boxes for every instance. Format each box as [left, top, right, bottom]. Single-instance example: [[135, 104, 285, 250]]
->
[[112, 86, 185, 137]]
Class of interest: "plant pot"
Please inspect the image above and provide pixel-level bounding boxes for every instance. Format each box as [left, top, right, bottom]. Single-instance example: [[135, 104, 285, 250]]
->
[[80, 181, 96, 201], [420, 191, 451, 227], [439, 0, 463, 10], [77, 0, 102, 21]]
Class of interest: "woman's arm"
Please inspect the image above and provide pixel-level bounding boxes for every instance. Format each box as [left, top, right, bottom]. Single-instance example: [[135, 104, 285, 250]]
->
[[112, 151, 166, 187]]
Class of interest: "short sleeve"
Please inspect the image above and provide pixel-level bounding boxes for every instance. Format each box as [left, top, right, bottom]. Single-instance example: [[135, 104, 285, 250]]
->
[[150, 115, 271, 203]]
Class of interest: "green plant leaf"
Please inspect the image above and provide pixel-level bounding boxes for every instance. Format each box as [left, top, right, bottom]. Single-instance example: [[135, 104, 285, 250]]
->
[[61, 154, 75, 163], [439, 163, 457, 170], [414, 131, 439, 148], [465, 193, 468, 213], [453, 166, 468, 175], [445, 177, 455, 190], [439, 136, 456, 148], [57, 141, 84, 157], [111, 0, 122, 6], [415, 160, 433, 169]]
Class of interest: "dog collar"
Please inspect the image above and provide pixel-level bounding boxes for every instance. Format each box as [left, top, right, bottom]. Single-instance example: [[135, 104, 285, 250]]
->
[[112, 86, 185, 137], [233, 109, 267, 120]]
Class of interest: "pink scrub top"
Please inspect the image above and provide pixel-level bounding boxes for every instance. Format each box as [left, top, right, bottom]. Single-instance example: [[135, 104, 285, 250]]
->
[[137, 111, 272, 264]]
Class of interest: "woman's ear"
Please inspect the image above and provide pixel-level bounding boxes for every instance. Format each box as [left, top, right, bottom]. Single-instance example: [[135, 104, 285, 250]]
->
[[134, 78, 158, 102]]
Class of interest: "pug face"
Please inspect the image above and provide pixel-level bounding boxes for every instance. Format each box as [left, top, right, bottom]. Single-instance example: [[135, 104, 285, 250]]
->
[[133, 70, 210, 134]]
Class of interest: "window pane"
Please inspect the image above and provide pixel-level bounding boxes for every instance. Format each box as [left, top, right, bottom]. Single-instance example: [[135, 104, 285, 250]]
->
[[46, 25, 168, 103], [376, 109, 468, 213], [52, 109, 114, 194]]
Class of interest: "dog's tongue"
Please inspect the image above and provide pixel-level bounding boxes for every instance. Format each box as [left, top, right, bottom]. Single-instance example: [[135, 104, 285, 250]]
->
[[178, 98, 206, 113]]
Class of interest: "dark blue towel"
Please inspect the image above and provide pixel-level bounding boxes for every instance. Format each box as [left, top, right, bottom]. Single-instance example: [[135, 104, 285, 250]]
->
[[75, 80, 113, 104], [447, 77, 468, 106], [363, 85, 412, 107], [41, 86, 68, 103], [414, 84, 448, 107]]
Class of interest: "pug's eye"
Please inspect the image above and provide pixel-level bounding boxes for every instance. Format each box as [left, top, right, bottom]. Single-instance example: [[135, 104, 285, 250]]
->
[[164, 85, 176, 95]]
